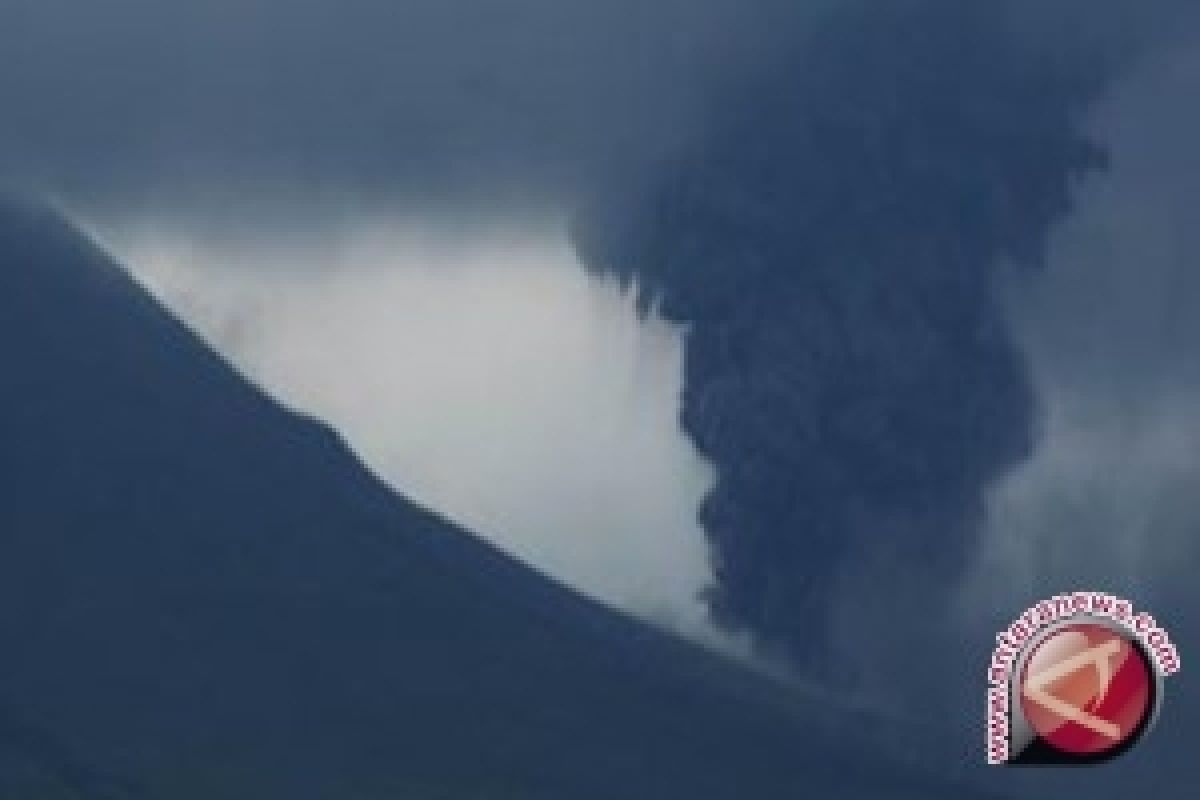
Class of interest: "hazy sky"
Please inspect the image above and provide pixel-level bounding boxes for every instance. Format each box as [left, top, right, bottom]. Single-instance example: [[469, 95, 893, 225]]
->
[[9, 0, 1179, 215], [2, 0, 815, 220], [967, 33, 1200, 617]]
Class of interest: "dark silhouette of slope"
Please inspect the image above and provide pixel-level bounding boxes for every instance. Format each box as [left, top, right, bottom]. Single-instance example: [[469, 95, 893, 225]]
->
[[0, 701, 142, 799], [0, 201, 999, 799]]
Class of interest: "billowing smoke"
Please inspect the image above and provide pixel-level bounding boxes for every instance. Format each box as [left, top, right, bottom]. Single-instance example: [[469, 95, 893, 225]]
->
[[86, 217, 722, 638], [572, 0, 1119, 689]]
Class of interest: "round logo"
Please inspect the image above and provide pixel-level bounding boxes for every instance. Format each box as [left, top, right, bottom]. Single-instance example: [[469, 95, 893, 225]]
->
[[1018, 621, 1156, 758]]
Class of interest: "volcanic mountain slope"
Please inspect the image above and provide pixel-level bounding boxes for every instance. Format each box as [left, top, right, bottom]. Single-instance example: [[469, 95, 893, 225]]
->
[[0, 201, 996, 799]]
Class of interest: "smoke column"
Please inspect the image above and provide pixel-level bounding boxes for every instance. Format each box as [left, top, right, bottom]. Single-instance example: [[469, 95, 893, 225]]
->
[[574, 0, 1112, 691]]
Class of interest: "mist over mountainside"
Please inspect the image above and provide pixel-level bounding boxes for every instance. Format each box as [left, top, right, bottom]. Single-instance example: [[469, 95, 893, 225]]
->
[[85, 220, 722, 638], [0, 202, 1005, 798]]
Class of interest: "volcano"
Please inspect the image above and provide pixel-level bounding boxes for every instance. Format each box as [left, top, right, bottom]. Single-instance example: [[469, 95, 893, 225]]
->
[[0, 201, 996, 799]]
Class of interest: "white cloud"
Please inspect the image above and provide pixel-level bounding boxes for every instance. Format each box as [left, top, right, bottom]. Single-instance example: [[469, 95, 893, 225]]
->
[[86, 216, 721, 636]]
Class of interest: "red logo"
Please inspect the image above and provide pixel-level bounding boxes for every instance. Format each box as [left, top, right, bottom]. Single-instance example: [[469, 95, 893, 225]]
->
[[1017, 622, 1155, 761], [987, 593, 1179, 766]]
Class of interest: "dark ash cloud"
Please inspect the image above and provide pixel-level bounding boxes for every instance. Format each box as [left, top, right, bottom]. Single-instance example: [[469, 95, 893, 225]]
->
[[572, 0, 1190, 691]]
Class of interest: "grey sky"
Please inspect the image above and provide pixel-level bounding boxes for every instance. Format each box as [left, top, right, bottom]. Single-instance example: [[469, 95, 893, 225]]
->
[[2, 0, 813, 220], [971, 31, 1200, 610], [4, 0, 1188, 219]]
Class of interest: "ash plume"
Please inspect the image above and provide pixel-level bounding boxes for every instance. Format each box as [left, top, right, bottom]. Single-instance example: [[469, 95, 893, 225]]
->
[[574, 0, 1118, 685]]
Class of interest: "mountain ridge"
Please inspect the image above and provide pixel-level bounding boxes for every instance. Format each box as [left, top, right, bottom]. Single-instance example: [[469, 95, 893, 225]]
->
[[0, 200, 1000, 799]]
